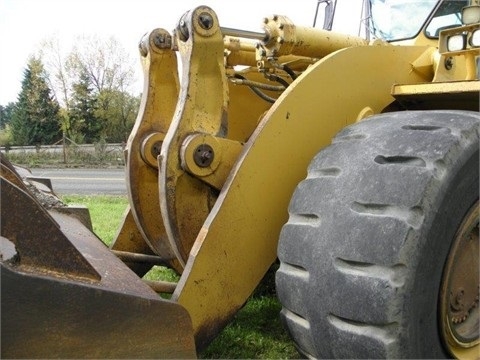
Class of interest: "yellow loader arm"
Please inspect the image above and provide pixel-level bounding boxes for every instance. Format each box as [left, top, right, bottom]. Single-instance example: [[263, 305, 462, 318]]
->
[[113, 4, 478, 351], [2, 1, 479, 358]]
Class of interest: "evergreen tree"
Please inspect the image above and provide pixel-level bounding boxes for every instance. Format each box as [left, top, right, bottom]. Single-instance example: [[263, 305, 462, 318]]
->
[[0, 103, 15, 129], [10, 57, 61, 145], [69, 70, 102, 143]]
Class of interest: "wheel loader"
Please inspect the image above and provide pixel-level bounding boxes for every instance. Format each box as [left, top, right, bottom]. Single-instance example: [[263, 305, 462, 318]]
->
[[1, 0, 479, 358]]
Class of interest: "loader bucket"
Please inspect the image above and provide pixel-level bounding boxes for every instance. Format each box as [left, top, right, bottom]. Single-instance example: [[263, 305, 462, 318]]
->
[[0, 156, 196, 359]]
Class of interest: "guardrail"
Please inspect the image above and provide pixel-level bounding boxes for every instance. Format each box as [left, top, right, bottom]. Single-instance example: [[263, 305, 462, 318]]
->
[[1, 143, 125, 154]]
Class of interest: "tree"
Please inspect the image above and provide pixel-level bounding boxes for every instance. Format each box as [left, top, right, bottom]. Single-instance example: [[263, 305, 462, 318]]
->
[[40, 35, 72, 110], [0, 125, 12, 147], [38, 34, 140, 144], [0, 103, 15, 147], [0, 103, 15, 129], [66, 35, 138, 143], [69, 69, 102, 143], [10, 57, 61, 145], [40, 35, 81, 143], [96, 89, 140, 143], [67, 35, 136, 94]]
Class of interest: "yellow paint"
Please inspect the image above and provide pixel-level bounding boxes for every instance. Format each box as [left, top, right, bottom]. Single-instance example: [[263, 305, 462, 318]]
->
[[159, 7, 228, 266], [259, 14, 367, 58], [140, 132, 165, 169], [181, 134, 243, 191], [355, 107, 374, 122], [392, 81, 480, 96], [173, 45, 434, 347], [123, 28, 182, 272]]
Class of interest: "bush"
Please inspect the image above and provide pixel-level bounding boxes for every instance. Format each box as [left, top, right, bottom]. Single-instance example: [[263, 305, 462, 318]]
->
[[3, 143, 125, 168], [0, 125, 13, 148]]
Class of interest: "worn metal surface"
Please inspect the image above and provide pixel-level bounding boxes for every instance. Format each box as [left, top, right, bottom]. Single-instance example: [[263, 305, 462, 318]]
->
[[159, 6, 229, 266], [439, 201, 479, 359], [1, 177, 100, 280], [0, 159, 196, 358], [1, 263, 195, 359], [173, 45, 434, 349], [1, 153, 31, 191], [124, 28, 182, 272], [110, 207, 156, 276]]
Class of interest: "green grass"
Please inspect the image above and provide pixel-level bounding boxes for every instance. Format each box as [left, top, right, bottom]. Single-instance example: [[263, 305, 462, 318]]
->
[[61, 194, 300, 359], [200, 268, 300, 359], [201, 296, 296, 359], [62, 194, 128, 246]]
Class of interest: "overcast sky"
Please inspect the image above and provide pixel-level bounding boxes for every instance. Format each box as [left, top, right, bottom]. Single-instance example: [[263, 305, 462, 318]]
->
[[0, 0, 363, 105]]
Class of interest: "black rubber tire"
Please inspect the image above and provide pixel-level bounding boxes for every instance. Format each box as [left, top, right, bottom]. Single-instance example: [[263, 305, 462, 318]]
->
[[276, 110, 479, 358]]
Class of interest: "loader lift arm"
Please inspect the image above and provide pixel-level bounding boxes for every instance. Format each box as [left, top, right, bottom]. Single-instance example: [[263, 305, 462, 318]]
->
[[2, 1, 479, 357], [113, 5, 446, 350]]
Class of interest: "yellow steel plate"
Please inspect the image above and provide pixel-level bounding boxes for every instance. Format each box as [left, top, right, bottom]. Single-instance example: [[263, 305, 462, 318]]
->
[[173, 45, 434, 348]]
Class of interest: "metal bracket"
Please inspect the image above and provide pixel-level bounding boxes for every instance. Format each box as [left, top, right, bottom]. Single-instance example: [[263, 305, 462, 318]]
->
[[159, 6, 229, 266], [181, 133, 243, 191], [122, 28, 183, 272]]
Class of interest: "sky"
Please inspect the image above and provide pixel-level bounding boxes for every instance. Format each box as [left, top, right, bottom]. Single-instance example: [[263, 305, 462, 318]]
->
[[0, 0, 363, 105]]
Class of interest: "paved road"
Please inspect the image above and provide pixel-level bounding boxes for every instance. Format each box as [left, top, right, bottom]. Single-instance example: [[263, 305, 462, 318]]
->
[[30, 168, 127, 195]]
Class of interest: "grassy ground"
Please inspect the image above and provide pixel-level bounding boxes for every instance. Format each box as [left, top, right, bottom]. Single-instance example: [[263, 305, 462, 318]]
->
[[62, 195, 128, 245], [61, 195, 301, 359]]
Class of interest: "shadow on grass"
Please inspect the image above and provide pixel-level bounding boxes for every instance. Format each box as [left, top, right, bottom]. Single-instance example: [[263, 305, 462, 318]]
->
[[200, 296, 301, 359], [200, 265, 302, 359]]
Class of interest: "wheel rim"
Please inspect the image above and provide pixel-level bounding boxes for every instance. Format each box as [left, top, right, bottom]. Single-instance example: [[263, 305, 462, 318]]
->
[[440, 200, 479, 359]]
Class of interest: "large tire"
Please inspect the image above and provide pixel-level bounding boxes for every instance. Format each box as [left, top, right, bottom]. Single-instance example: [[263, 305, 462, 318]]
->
[[276, 110, 479, 358]]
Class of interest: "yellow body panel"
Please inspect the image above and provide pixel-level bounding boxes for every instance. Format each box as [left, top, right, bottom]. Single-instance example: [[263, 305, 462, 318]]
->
[[173, 44, 434, 348], [393, 80, 480, 95], [391, 80, 480, 111]]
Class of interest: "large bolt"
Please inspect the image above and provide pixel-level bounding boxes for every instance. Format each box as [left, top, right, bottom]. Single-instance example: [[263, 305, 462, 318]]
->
[[194, 144, 214, 167], [198, 12, 214, 30], [177, 17, 189, 41], [445, 57, 454, 70], [153, 33, 171, 49], [151, 141, 163, 159]]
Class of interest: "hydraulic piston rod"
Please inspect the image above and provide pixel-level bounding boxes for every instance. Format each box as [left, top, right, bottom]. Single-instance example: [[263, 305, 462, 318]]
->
[[221, 27, 266, 41], [223, 15, 368, 60]]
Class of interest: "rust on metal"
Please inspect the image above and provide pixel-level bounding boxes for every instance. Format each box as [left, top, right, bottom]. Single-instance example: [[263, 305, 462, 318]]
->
[[143, 278, 177, 294], [1, 155, 196, 358], [110, 207, 156, 276], [112, 249, 169, 266], [1, 177, 100, 280], [440, 201, 479, 357]]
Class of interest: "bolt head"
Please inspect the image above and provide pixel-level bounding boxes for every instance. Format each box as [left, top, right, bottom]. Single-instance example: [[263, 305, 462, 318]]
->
[[194, 144, 214, 168], [153, 33, 171, 49], [444, 56, 454, 70], [198, 12, 214, 30]]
